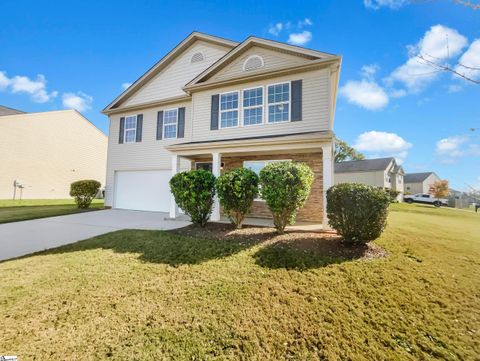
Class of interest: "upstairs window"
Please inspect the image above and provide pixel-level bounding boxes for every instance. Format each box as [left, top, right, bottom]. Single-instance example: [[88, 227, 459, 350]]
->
[[163, 109, 178, 139], [220, 91, 239, 128], [243, 87, 263, 126], [267, 82, 290, 123], [124, 115, 137, 143]]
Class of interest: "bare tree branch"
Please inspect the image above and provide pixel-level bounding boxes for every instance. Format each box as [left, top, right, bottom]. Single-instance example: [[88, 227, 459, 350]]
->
[[416, 54, 480, 84], [453, 0, 480, 10]]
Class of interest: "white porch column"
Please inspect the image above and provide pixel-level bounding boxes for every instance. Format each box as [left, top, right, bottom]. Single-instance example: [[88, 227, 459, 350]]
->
[[322, 144, 334, 229], [169, 154, 180, 218], [211, 152, 221, 221]]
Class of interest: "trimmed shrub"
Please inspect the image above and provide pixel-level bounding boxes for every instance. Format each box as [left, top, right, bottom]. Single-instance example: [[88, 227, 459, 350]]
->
[[327, 183, 390, 243], [216, 168, 258, 229], [259, 162, 314, 234], [169, 170, 216, 227], [70, 180, 101, 208], [385, 188, 401, 203]]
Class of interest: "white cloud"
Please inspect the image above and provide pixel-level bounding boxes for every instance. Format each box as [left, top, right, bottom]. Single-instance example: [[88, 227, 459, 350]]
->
[[62, 92, 93, 112], [455, 39, 480, 82], [436, 135, 480, 163], [361, 64, 379, 80], [364, 0, 408, 9], [390, 88, 407, 98], [0, 71, 57, 103], [448, 84, 462, 93], [388, 25, 468, 92], [298, 18, 313, 28], [354, 131, 412, 163], [288, 31, 312, 46], [121, 82, 132, 90], [340, 79, 389, 110], [268, 23, 283, 36]]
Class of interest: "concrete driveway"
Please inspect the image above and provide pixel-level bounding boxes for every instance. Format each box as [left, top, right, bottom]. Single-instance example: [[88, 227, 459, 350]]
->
[[0, 209, 190, 261]]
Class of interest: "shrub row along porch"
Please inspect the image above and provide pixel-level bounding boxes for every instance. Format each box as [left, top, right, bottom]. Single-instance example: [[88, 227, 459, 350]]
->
[[166, 131, 333, 227]]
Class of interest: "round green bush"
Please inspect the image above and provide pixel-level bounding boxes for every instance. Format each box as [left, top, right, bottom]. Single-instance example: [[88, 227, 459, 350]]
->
[[70, 180, 101, 209], [216, 168, 258, 229], [327, 183, 390, 243], [259, 162, 314, 234], [169, 170, 216, 227]]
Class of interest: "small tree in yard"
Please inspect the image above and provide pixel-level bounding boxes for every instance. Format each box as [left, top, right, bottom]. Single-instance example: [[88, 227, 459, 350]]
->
[[216, 168, 258, 229], [327, 183, 390, 244], [169, 170, 216, 227], [259, 162, 314, 234], [70, 180, 101, 209], [429, 180, 450, 198]]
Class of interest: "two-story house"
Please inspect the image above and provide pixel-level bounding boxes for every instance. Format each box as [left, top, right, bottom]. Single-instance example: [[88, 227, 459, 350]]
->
[[102, 32, 341, 227], [334, 157, 405, 200]]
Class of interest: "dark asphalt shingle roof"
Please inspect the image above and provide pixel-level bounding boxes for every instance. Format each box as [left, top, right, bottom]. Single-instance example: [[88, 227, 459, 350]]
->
[[404, 172, 435, 183], [0, 105, 25, 116], [334, 157, 394, 173]]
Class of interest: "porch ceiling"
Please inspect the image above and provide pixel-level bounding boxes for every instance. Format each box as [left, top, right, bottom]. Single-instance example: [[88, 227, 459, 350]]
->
[[165, 131, 333, 158]]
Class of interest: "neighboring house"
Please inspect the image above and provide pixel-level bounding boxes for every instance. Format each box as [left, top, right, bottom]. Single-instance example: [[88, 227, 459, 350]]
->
[[102, 32, 341, 226], [404, 172, 440, 194], [0, 105, 25, 116], [334, 157, 405, 199], [0, 109, 108, 199]]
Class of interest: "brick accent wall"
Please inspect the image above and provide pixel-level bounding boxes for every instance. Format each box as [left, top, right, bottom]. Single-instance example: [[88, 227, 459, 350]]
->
[[192, 152, 324, 223]]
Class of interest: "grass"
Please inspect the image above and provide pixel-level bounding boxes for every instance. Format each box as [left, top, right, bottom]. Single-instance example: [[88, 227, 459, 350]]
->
[[0, 203, 479, 360], [0, 199, 104, 224]]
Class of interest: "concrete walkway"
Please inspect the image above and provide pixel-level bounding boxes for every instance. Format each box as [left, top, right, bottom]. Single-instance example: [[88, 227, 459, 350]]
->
[[0, 209, 190, 261]]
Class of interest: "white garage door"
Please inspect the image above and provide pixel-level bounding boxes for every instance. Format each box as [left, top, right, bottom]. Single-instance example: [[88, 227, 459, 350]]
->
[[114, 170, 171, 212]]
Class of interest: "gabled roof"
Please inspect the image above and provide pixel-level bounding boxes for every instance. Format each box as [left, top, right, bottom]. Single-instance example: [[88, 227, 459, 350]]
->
[[184, 36, 339, 89], [404, 172, 437, 183], [334, 157, 395, 173], [102, 32, 238, 113], [0, 105, 25, 116]]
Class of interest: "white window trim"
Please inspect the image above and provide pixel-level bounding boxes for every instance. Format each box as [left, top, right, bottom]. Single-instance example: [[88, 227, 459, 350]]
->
[[242, 55, 265, 71], [162, 108, 178, 140], [267, 81, 291, 124], [219, 90, 240, 129], [243, 159, 291, 201], [242, 86, 264, 127], [124, 114, 137, 143]]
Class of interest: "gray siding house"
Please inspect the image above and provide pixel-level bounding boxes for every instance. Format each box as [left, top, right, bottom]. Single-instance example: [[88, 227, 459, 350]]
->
[[404, 172, 440, 194]]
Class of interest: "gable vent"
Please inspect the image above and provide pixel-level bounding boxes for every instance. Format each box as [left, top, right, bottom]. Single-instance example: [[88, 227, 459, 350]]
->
[[191, 52, 205, 63], [243, 55, 264, 71]]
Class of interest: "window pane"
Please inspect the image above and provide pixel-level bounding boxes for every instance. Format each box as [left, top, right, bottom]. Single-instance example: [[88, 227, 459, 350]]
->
[[220, 110, 238, 128], [220, 92, 238, 110], [244, 161, 266, 175], [164, 109, 177, 125], [164, 124, 177, 139], [268, 83, 289, 104], [125, 116, 136, 130], [244, 107, 262, 125], [268, 104, 289, 122], [243, 88, 263, 107], [125, 129, 136, 142]]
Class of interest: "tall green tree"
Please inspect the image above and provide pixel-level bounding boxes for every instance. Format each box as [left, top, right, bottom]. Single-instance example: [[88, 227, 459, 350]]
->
[[334, 139, 365, 163]]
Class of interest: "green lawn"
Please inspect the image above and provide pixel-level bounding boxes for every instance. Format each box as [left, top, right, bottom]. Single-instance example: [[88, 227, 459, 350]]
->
[[0, 204, 478, 360], [0, 199, 104, 224]]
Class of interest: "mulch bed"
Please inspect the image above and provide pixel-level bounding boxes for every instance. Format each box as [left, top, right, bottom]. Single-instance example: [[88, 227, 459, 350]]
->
[[170, 222, 388, 262]]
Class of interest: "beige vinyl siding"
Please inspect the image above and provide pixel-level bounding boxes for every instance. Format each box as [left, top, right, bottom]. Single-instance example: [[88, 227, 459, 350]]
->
[[0, 110, 107, 199], [104, 101, 192, 206], [405, 173, 440, 194], [191, 68, 330, 142], [334, 171, 386, 188], [209, 46, 311, 82], [123, 41, 229, 107]]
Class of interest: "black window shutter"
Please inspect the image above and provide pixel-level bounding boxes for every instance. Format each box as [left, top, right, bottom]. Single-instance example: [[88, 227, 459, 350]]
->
[[177, 107, 185, 138], [291, 80, 302, 122], [156, 111, 164, 140], [119, 117, 125, 144], [210, 94, 219, 130], [136, 114, 143, 142]]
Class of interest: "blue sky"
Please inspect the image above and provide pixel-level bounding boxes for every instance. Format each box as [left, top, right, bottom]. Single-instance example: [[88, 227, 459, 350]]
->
[[1, 0, 479, 191]]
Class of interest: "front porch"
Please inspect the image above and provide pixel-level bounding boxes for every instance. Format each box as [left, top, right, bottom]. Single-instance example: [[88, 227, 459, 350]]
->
[[166, 131, 334, 227]]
